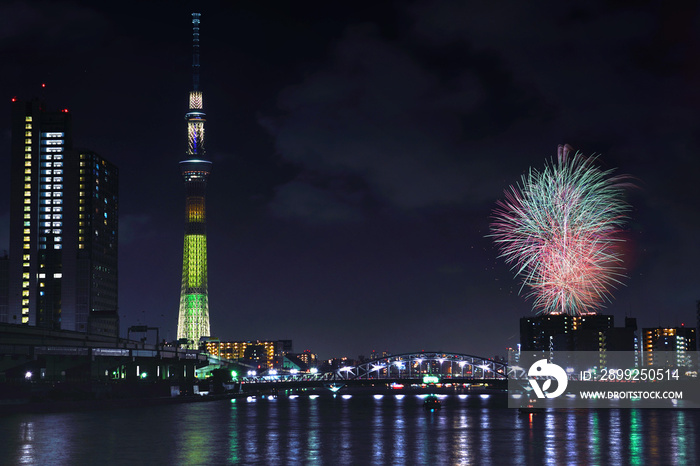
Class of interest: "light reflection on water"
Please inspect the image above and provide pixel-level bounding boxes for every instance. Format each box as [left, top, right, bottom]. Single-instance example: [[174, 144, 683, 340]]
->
[[0, 394, 698, 464]]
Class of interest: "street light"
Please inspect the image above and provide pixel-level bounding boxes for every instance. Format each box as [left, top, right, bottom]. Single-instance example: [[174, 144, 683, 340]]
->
[[459, 361, 467, 378], [394, 361, 404, 378]]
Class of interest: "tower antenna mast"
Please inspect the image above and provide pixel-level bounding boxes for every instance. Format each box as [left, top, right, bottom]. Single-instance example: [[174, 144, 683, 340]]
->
[[192, 12, 201, 91]]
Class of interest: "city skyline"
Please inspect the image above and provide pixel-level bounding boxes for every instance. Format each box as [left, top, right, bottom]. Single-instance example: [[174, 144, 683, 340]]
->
[[1, 2, 699, 359]]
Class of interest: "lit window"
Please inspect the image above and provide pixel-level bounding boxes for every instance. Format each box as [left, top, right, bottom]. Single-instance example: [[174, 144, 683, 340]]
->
[[24, 161, 31, 167], [25, 116, 32, 122], [24, 169, 31, 174]]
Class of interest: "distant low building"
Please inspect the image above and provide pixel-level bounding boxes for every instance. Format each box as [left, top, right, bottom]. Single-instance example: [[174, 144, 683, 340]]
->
[[296, 349, 317, 368], [205, 339, 290, 369]]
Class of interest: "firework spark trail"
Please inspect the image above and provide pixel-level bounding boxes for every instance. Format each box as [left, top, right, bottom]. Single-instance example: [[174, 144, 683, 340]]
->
[[490, 145, 632, 315]]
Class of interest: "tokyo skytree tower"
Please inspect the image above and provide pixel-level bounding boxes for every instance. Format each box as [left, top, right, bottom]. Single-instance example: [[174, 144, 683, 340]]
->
[[177, 12, 212, 348]]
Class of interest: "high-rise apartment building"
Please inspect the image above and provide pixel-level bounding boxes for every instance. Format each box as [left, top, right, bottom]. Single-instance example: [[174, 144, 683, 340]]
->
[[642, 326, 696, 367], [177, 12, 212, 348], [5, 98, 118, 332], [520, 313, 636, 351]]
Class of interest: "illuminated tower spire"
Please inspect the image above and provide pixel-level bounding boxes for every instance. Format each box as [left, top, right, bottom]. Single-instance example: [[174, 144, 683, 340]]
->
[[177, 12, 212, 348]]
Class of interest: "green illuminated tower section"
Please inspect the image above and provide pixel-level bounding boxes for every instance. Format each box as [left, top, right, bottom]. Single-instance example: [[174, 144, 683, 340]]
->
[[177, 12, 212, 348]]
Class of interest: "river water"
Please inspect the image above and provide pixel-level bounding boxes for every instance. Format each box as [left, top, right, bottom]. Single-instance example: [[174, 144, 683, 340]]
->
[[0, 392, 698, 465]]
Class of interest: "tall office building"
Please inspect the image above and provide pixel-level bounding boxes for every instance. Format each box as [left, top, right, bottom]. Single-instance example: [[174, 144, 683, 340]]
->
[[0, 252, 7, 321], [5, 99, 118, 331], [176, 12, 212, 348]]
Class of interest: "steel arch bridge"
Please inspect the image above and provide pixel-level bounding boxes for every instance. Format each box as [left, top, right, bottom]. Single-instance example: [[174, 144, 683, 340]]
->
[[333, 352, 507, 381], [239, 352, 507, 384]]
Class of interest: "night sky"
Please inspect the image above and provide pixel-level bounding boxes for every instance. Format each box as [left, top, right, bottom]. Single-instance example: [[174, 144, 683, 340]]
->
[[1, 1, 699, 360]]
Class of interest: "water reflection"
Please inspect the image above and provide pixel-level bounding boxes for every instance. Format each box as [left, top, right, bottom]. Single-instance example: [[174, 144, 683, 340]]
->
[[306, 398, 321, 463], [372, 395, 385, 463], [564, 411, 578, 465], [480, 409, 491, 465], [1, 395, 699, 464], [265, 400, 280, 461], [609, 409, 621, 463], [629, 409, 642, 465], [19, 421, 34, 465], [228, 401, 239, 464]]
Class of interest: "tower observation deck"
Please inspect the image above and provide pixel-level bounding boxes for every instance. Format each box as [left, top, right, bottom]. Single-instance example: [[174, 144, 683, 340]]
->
[[177, 12, 212, 348]]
